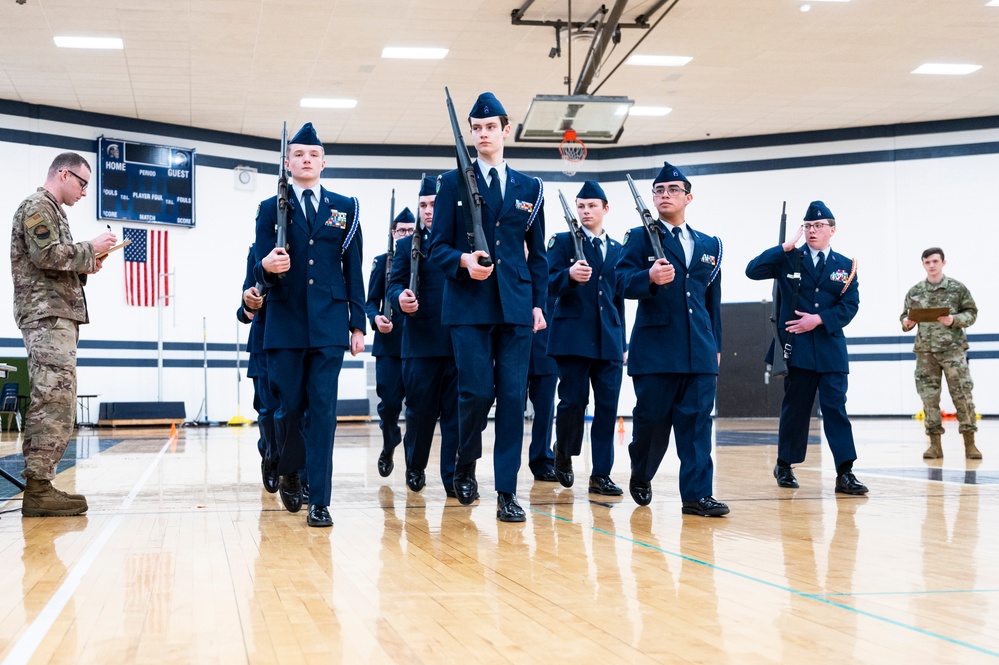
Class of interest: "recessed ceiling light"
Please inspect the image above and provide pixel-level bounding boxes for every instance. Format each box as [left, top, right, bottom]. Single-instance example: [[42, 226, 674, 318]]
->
[[625, 55, 692, 67], [802, 0, 850, 3], [627, 106, 672, 117], [912, 63, 982, 75], [381, 47, 448, 60], [54, 36, 123, 49], [300, 98, 358, 109]]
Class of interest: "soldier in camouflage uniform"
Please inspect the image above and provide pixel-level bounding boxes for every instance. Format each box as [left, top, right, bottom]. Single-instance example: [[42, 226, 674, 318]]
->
[[901, 247, 980, 459], [10, 152, 117, 516]]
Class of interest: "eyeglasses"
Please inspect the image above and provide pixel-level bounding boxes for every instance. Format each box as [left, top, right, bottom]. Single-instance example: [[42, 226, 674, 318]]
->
[[652, 185, 689, 197], [63, 169, 89, 191], [802, 222, 832, 231], [393, 227, 415, 237]]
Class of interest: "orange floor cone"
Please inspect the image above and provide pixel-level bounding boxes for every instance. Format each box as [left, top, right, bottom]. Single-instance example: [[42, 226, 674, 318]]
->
[[617, 417, 625, 445], [169, 423, 177, 439]]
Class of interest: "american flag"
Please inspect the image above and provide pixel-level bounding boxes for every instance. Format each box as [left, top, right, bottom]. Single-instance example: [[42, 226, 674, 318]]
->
[[123, 227, 170, 306]]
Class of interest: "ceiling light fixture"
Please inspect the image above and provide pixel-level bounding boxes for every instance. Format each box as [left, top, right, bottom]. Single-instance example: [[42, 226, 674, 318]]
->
[[53, 36, 123, 49], [381, 47, 448, 60], [627, 106, 672, 117], [300, 98, 358, 109], [912, 63, 982, 75], [625, 55, 692, 67]]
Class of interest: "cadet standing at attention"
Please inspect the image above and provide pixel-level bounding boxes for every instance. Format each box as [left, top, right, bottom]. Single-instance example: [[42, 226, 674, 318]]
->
[[746, 201, 868, 495], [901, 247, 981, 459], [617, 162, 729, 516], [366, 208, 415, 477], [547, 180, 627, 496], [254, 122, 366, 528], [11, 152, 117, 517], [427, 92, 548, 522], [386, 176, 460, 497]]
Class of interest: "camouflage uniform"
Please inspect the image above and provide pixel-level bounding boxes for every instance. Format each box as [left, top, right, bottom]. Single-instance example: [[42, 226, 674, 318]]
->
[[900, 276, 977, 435], [10, 187, 96, 481]]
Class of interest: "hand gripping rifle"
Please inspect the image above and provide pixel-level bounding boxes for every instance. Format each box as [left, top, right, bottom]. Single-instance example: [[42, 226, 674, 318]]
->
[[409, 173, 426, 302], [275, 122, 289, 279], [769, 201, 791, 378], [557, 190, 587, 264], [445, 87, 492, 267], [381, 189, 396, 322], [626, 174, 665, 260]]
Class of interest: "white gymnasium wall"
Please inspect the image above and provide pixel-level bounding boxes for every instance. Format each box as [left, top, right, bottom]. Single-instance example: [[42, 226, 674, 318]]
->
[[1, 104, 996, 421]]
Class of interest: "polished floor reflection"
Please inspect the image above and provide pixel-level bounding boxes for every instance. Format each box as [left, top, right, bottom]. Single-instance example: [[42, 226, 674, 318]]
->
[[1, 419, 997, 664]]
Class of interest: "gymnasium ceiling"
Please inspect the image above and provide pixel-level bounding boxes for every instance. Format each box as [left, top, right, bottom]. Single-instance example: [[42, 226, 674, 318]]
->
[[2, 0, 998, 148]]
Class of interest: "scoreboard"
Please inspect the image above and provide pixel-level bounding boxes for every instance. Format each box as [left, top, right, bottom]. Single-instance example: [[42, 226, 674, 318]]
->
[[97, 136, 196, 228]]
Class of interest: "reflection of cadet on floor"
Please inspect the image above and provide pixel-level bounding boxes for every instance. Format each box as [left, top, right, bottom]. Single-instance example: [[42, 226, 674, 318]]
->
[[900, 247, 980, 459]]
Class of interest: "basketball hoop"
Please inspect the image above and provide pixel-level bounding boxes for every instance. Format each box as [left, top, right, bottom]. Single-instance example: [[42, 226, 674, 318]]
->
[[559, 129, 587, 176]]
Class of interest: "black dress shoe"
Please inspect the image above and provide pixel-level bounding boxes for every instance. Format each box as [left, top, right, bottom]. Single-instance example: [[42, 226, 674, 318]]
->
[[261, 458, 279, 494], [406, 468, 426, 493], [377, 448, 394, 477], [773, 463, 798, 489], [588, 475, 624, 496], [300, 481, 309, 504], [496, 492, 526, 523], [629, 476, 652, 506], [445, 486, 478, 500], [554, 449, 574, 488], [681, 496, 730, 517], [453, 462, 478, 506], [534, 469, 558, 482], [835, 471, 869, 495], [306, 505, 333, 527], [278, 474, 303, 513]]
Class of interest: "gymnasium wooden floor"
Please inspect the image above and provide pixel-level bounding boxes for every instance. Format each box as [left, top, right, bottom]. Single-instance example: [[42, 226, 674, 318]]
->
[[0, 417, 996, 664]]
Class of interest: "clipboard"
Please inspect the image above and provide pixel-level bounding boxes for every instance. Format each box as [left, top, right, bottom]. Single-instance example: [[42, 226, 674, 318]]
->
[[907, 307, 950, 323], [96, 238, 131, 260]]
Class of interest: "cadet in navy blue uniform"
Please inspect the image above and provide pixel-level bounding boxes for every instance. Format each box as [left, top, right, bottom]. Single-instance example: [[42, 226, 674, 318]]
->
[[427, 92, 548, 523], [547, 181, 627, 496], [618, 162, 729, 517], [526, 294, 557, 482], [386, 176, 460, 497], [254, 122, 366, 528], [237, 244, 279, 494], [745, 201, 867, 495], [366, 208, 416, 478]]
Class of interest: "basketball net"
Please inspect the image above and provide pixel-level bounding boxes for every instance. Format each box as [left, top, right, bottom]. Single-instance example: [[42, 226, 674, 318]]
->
[[559, 129, 587, 177]]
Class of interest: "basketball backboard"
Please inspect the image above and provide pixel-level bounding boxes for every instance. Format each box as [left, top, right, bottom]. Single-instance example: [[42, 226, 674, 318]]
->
[[514, 94, 635, 144]]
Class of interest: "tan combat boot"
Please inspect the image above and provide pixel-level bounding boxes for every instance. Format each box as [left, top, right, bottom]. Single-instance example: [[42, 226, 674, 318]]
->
[[922, 433, 943, 459], [963, 431, 982, 460], [21, 479, 88, 517]]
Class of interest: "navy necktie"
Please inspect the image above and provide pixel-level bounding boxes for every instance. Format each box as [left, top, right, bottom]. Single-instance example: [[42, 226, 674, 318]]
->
[[671, 226, 686, 265], [303, 189, 317, 230], [592, 237, 604, 270], [487, 167, 502, 209], [815, 250, 825, 276]]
